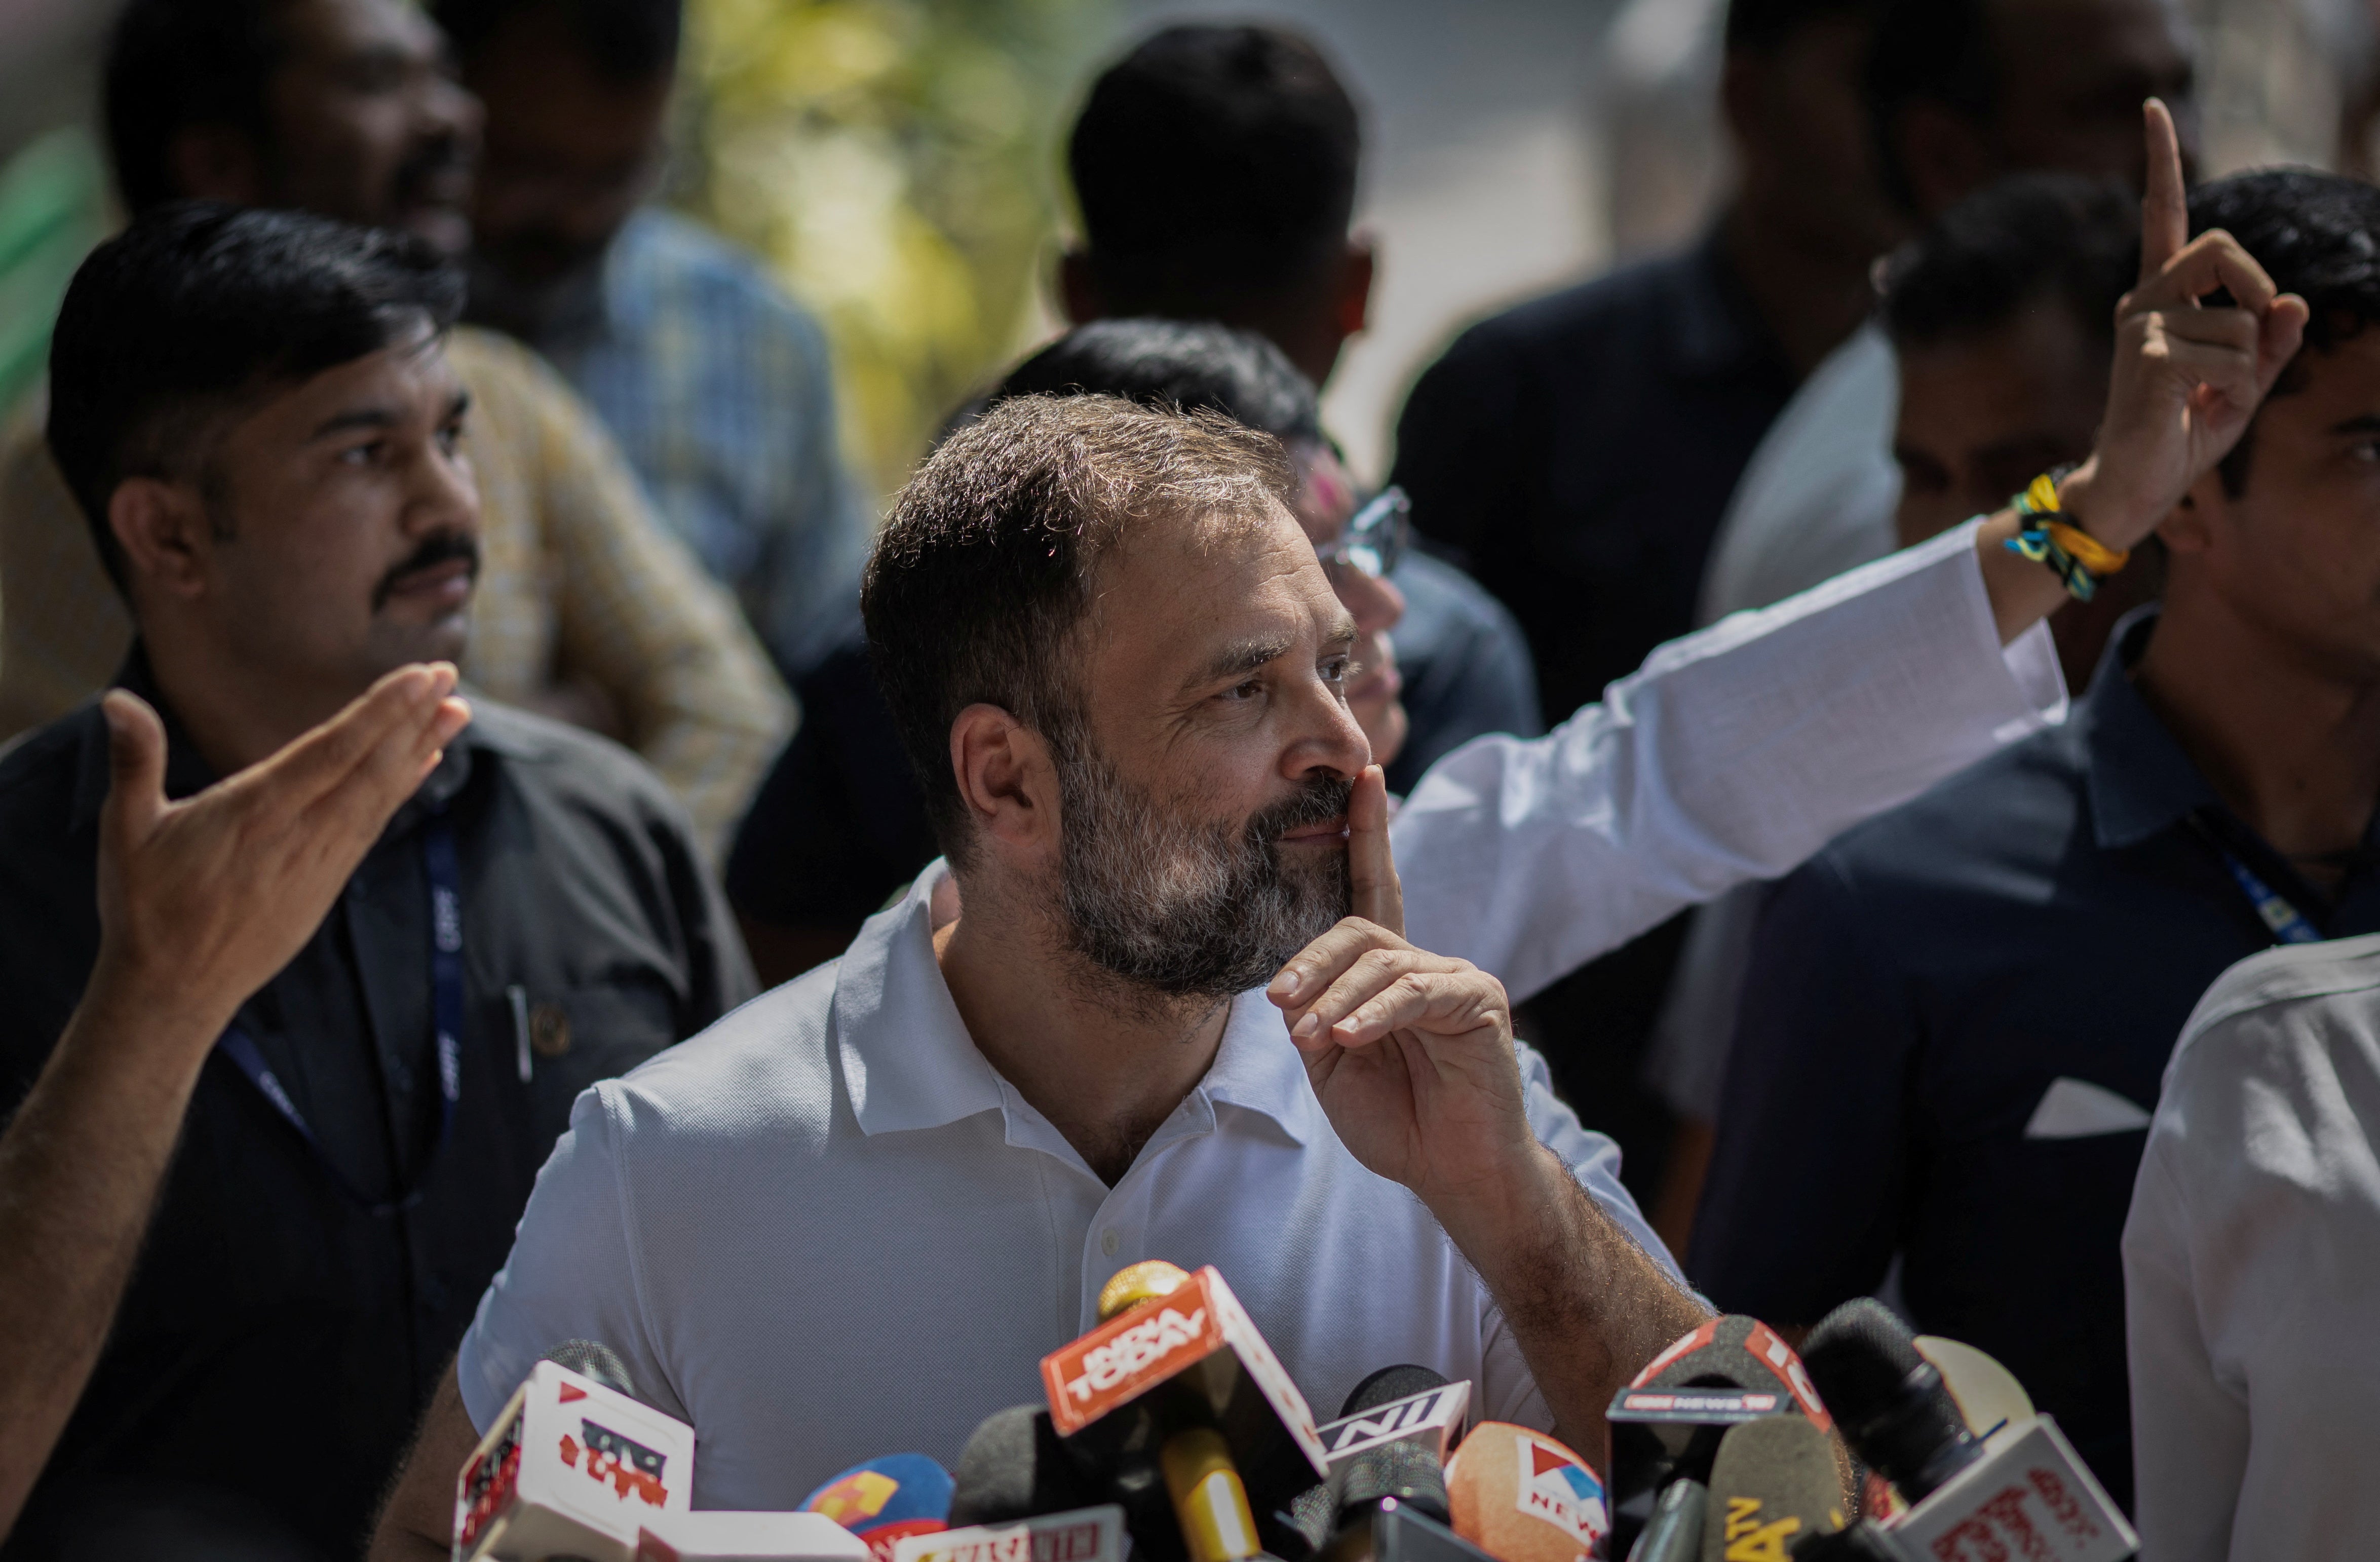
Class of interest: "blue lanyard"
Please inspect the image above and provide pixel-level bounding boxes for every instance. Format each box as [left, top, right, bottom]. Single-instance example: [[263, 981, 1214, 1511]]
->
[[216, 812, 466, 1216], [2205, 834, 2323, 946]]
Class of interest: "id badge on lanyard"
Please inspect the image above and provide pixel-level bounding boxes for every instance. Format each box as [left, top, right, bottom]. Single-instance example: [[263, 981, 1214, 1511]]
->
[[215, 812, 466, 1216], [2194, 816, 2322, 946]]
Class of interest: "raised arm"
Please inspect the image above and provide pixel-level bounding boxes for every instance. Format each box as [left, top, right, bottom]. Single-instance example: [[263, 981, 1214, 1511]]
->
[[1396, 101, 2308, 1005], [0, 667, 468, 1541]]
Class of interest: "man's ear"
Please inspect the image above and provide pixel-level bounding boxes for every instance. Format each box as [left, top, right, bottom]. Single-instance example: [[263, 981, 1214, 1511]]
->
[[1058, 248, 1102, 326], [1332, 238, 1374, 342], [950, 703, 1061, 861], [107, 477, 217, 602], [1891, 101, 1997, 219], [166, 123, 266, 206]]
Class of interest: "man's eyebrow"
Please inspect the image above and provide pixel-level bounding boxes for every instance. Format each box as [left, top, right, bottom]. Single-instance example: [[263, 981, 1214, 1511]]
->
[[1195, 630, 1299, 687], [445, 388, 473, 423], [1323, 614, 1358, 653], [2329, 413, 2380, 436], [309, 406, 399, 440]]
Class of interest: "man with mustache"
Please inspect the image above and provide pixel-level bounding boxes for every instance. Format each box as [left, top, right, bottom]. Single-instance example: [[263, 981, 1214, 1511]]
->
[[0, 0, 793, 859], [0, 204, 752, 1559], [370, 127, 2300, 1531]]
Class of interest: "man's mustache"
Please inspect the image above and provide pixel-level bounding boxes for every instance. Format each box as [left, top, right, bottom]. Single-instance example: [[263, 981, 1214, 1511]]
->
[[373, 532, 481, 611], [1251, 774, 1355, 847], [393, 132, 474, 206]]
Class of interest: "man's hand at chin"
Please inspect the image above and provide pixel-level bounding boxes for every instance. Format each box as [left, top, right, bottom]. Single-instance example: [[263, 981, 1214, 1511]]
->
[[1265, 767, 1709, 1465]]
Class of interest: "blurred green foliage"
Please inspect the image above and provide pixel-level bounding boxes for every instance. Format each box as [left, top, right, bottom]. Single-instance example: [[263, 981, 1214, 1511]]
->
[[0, 128, 110, 420], [676, 0, 1116, 503]]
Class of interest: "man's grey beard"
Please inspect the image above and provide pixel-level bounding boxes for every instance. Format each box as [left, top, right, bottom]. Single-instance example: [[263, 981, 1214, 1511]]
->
[[1055, 746, 1353, 1000]]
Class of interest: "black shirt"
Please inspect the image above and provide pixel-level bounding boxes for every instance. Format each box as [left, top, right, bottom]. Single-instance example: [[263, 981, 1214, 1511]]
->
[[1391, 231, 1799, 726], [1690, 612, 2380, 1510], [0, 658, 754, 1559]]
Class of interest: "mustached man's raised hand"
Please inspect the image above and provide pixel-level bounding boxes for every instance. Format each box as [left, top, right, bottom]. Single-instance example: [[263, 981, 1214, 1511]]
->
[[2063, 98, 2310, 548]]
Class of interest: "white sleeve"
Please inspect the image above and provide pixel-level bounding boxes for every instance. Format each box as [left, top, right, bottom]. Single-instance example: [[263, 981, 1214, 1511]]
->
[[2123, 1140, 2246, 1562], [456, 1083, 685, 1432], [1393, 517, 2066, 1003]]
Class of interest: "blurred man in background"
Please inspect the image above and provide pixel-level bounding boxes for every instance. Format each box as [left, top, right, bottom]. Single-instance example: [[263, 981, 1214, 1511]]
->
[[1644, 174, 2146, 1249], [1386, 0, 1899, 1192], [0, 204, 750, 1561], [0, 0, 791, 858], [1691, 166, 2373, 1512], [1060, 24, 1542, 792], [1698, 0, 2199, 623], [435, 0, 872, 681]]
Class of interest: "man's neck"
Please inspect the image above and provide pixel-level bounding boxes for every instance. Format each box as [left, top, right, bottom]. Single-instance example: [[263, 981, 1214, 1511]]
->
[[935, 881, 1233, 1187], [142, 633, 352, 779], [1718, 200, 1879, 380], [2134, 601, 2380, 883]]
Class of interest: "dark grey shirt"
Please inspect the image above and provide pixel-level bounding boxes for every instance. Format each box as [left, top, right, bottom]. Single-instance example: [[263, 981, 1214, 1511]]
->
[[0, 654, 754, 1560]]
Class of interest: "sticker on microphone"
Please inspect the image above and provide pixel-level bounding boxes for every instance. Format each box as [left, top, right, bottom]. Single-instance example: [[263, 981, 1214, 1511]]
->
[[1511, 1430, 1610, 1551]]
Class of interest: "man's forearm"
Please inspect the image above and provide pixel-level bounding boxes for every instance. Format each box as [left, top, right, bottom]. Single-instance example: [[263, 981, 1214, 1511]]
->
[[0, 971, 216, 1535], [1435, 1143, 1712, 1467]]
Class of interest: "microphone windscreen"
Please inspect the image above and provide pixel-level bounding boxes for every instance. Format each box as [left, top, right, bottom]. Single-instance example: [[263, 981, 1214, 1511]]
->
[[1444, 1423, 1608, 1562], [1911, 1337, 2031, 1438], [1698, 1418, 1842, 1562], [1631, 1317, 1829, 1430], [1342, 1366, 1451, 1419], [801, 1454, 955, 1561], [1338, 1439, 1450, 1522], [1625, 1479, 1704, 1562], [546, 1339, 635, 1398], [948, 1407, 1108, 1527], [1799, 1300, 1972, 1502]]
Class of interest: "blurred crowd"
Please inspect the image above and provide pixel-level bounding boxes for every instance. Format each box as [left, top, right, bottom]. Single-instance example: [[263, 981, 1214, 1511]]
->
[[2, 0, 2379, 1559]]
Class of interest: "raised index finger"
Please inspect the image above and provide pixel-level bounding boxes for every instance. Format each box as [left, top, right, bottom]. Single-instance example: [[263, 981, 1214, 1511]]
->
[[2139, 98, 2187, 285]]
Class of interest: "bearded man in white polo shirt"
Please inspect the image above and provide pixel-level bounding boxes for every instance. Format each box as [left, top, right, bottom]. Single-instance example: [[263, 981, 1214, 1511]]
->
[[373, 397, 1708, 1545]]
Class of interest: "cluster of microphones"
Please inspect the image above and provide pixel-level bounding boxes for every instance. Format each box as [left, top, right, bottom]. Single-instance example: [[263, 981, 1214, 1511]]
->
[[451, 1264, 2137, 1562]]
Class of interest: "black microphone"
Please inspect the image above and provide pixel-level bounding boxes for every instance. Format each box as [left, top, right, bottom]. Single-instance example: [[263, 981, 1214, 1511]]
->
[[1312, 1369, 1499, 1562], [948, 1406, 1111, 1527], [1623, 1478, 1704, 1562], [1798, 1301, 1976, 1506], [548, 1338, 636, 1397]]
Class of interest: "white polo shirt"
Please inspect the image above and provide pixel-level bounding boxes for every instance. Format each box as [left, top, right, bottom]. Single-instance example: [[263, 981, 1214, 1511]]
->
[[456, 863, 1668, 1507]]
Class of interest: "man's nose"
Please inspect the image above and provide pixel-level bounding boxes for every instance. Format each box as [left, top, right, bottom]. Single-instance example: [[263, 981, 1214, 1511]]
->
[[412, 439, 482, 540], [421, 74, 485, 158], [1293, 666, 1375, 780]]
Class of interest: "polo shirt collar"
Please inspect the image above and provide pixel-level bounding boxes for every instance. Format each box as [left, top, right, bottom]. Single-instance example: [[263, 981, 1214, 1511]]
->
[[833, 860, 1318, 1148], [2083, 607, 2223, 851]]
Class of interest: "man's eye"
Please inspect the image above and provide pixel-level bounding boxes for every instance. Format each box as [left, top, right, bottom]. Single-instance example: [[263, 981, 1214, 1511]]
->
[[439, 424, 466, 455], [1221, 678, 1264, 703], [2353, 440, 2380, 464], [340, 441, 383, 466], [1321, 657, 1352, 685]]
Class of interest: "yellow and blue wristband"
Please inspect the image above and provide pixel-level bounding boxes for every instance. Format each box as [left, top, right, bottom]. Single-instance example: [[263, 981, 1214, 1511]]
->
[[2006, 469, 2129, 602]]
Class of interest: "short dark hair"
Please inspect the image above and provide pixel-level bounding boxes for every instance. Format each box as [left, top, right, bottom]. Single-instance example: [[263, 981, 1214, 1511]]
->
[[988, 320, 1323, 445], [863, 396, 1295, 864], [104, 0, 294, 214], [1724, 0, 1884, 55], [2192, 170, 2380, 497], [435, 0, 682, 81], [1881, 174, 2137, 352], [47, 203, 465, 594], [1068, 24, 1360, 316], [1864, 0, 1998, 213]]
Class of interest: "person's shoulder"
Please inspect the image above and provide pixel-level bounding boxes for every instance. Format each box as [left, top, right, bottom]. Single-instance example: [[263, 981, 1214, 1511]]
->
[[2166, 934, 2380, 1098], [1452, 249, 1703, 355], [1806, 722, 2082, 892], [466, 698, 689, 831], [619, 211, 829, 344], [591, 960, 845, 1158], [0, 700, 97, 819]]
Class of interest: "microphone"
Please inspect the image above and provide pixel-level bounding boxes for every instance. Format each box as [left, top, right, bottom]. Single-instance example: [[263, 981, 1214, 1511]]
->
[[889, 1507, 1128, 1562], [635, 1512, 875, 1561], [1623, 1479, 1703, 1562], [1800, 1301, 2135, 1562], [550, 1339, 638, 1396], [1699, 1416, 1844, 1560], [1040, 1262, 1328, 1562], [948, 1406, 1112, 1527], [1442, 1423, 1609, 1562], [1607, 1317, 1828, 1554], [801, 1454, 957, 1562], [1311, 1368, 1484, 1562], [454, 1355, 696, 1561]]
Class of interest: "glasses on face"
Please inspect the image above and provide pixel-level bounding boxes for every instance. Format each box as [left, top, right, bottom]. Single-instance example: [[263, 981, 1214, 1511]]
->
[[1314, 485, 1411, 582]]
